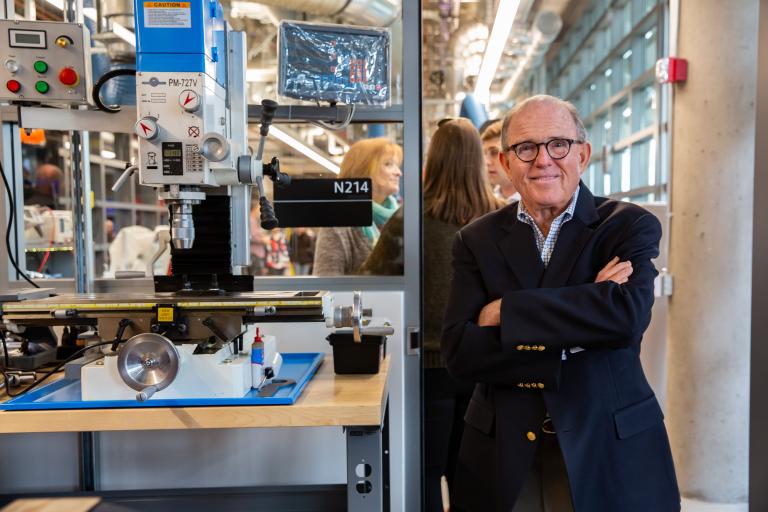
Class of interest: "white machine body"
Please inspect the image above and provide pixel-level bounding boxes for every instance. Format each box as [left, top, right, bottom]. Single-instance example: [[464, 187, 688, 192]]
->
[[135, 71, 242, 187], [81, 332, 282, 401]]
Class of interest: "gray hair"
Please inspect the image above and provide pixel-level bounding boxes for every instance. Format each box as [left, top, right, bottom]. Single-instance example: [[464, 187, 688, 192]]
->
[[500, 95, 588, 151]]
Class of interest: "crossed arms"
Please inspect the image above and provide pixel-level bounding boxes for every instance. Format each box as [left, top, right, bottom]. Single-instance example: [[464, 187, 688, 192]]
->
[[440, 213, 661, 387]]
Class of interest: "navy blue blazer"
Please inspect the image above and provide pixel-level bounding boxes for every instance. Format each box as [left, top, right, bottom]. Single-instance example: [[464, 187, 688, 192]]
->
[[441, 184, 680, 512]]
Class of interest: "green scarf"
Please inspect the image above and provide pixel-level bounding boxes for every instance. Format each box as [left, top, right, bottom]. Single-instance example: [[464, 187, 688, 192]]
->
[[362, 195, 399, 245]]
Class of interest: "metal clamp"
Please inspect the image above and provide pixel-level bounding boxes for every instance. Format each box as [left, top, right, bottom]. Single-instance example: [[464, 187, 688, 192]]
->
[[333, 291, 364, 342]]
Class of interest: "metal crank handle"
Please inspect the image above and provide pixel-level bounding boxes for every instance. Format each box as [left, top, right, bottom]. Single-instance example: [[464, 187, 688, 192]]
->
[[136, 385, 158, 402], [112, 165, 137, 192], [361, 325, 395, 336]]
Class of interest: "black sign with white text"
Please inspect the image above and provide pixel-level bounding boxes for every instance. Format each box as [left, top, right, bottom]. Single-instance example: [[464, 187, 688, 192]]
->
[[273, 178, 373, 227]]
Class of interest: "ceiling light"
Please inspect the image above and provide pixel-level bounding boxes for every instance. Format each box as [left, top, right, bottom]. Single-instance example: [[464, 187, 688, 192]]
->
[[269, 127, 340, 174], [492, 30, 540, 103], [473, 0, 521, 105]]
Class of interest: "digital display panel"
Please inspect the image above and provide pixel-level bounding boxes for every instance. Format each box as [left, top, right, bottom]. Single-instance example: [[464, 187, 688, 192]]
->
[[9, 30, 46, 49], [279, 22, 390, 105], [162, 142, 183, 176]]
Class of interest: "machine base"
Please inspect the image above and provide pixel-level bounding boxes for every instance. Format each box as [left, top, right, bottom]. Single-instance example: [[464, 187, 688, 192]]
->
[[0, 353, 323, 410]]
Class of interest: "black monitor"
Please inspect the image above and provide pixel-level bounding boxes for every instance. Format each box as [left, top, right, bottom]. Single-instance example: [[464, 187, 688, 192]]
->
[[278, 21, 390, 105]]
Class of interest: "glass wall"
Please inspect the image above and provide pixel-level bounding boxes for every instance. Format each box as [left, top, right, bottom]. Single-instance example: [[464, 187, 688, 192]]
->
[[536, 0, 664, 201]]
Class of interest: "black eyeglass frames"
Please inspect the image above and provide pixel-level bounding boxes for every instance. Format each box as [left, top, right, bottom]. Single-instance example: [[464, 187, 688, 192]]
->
[[502, 138, 584, 163]]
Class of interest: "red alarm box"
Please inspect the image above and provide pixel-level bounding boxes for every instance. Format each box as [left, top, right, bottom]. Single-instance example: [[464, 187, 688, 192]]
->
[[655, 57, 688, 83]]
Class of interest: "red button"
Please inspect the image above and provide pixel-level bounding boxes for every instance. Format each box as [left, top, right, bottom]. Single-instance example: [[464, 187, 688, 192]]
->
[[6, 79, 21, 93], [58, 67, 79, 87]]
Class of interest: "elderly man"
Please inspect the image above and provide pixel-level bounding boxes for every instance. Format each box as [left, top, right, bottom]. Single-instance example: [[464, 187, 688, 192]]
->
[[441, 95, 679, 512]]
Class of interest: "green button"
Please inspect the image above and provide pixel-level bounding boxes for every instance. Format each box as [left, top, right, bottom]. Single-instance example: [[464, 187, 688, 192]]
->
[[33, 60, 48, 74], [35, 81, 49, 94]]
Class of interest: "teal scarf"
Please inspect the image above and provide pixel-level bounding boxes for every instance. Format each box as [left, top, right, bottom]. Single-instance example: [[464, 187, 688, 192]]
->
[[362, 195, 399, 245]]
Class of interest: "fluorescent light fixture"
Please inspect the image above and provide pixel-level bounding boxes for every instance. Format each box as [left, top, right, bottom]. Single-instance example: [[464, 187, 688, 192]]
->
[[100, 150, 116, 159], [473, 0, 520, 105], [269, 126, 340, 174], [492, 29, 541, 103], [46, 1, 135, 47]]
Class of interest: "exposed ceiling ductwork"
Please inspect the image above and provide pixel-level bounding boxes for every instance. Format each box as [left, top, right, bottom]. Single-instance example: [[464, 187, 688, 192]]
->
[[494, 10, 563, 104], [247, 0, 401, 27]]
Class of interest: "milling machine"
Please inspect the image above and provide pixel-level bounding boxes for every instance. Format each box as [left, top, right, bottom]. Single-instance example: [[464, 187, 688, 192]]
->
[[0, 1, 392, 404]]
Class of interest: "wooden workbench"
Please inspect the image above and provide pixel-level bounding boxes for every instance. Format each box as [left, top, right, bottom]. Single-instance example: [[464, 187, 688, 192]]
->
[[0, 356, 389, 433], [0, 356, 391, 511]]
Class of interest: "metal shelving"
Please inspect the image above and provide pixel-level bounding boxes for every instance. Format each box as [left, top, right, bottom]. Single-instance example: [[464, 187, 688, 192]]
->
[[58, 132, 166, 277]]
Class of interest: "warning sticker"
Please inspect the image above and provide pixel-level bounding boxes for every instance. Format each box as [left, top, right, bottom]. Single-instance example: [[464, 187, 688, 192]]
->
[[144, 2, 191, 28], [157, 307, 174, 323]]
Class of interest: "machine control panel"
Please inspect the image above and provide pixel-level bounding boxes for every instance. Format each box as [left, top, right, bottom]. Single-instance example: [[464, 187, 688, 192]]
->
[[136, 71, 237, 187], [0, 20, 91, 105]]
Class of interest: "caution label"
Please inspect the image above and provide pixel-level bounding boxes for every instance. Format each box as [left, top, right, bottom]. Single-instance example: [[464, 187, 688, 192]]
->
[[157, 307, 174, 323], [144, 2, 191, 28]]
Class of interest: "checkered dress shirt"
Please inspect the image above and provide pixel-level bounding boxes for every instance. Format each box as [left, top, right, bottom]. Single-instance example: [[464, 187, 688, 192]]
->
[[516, 187, 583, 360], [516, 186, 580, 267]]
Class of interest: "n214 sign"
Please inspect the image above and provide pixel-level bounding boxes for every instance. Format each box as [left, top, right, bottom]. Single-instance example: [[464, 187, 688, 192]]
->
[[274, 178, 373, 227]]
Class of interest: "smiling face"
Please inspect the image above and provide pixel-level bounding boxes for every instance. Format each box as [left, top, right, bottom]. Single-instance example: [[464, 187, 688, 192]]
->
[[500, 100, 591, 214], [373, 150, 402, 200]]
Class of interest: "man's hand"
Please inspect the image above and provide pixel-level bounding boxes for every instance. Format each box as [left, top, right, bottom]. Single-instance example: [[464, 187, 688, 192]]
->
[[595, 256, 633, 284], [478, 299, 502, 327]]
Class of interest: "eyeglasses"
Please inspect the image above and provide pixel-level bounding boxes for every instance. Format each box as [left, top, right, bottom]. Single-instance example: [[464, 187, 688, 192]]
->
[[503, 138, 584, 163]]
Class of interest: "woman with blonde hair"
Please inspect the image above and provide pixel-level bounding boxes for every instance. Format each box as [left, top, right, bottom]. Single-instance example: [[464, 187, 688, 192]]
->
[[312, 137, 403, 275]]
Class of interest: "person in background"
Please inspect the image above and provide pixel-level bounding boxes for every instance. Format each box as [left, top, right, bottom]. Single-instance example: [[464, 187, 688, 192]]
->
[[361, 119, 501, 511], [265, 229, 291, 276], [105, 216, 116, 243], [249, 206, 269, 276], [26, 163, 63, 208], [312, 138, 402, 276], [481, 120, 520, 205], [292, 227, 316, 275], [477, 117, 499, 135]]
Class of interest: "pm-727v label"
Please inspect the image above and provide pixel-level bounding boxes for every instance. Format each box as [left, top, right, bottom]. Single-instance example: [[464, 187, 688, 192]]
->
[[168, 77, 197, 87]]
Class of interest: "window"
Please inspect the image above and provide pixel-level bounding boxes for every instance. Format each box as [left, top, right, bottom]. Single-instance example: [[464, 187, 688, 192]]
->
[[527, 0, 663, 202]]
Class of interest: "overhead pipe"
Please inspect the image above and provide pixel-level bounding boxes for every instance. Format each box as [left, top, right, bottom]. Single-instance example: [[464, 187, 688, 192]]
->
[[253, 0, 400, 26], [495, 10, 562, 103]]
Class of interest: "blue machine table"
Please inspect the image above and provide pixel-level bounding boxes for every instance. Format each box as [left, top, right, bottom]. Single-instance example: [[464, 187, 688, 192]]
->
[[0, 356, 391, 512]]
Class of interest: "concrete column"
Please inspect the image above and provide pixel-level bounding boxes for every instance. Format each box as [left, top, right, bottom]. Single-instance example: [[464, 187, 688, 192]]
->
[[666, 0, 757, 503]]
